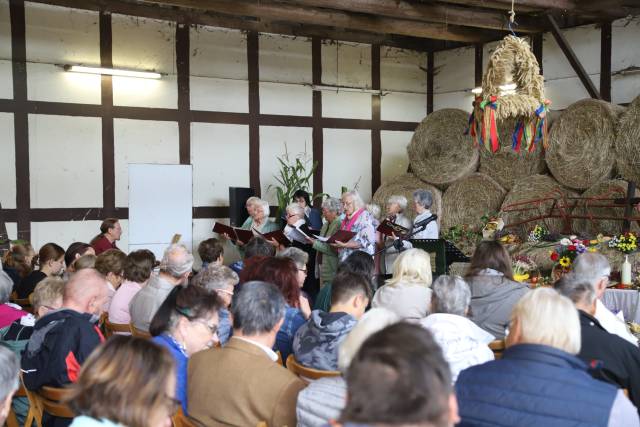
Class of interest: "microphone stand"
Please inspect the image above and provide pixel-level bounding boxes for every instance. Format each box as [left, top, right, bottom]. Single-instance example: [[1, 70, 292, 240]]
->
[[373, 223, 427, 258]]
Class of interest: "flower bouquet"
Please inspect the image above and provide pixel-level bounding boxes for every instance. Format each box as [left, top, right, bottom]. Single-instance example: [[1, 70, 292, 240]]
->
[[608, 232, 637, 254], [512, 255, 537, 283], [549, 237, 598, 281], [528, 224, 549, 243]]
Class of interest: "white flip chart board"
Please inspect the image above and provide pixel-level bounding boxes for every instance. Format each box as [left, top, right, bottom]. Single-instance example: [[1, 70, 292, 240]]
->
[[128, 164, 193, 259]]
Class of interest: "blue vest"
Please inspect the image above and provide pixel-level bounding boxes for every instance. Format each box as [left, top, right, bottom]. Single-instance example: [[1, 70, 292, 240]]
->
[[456, 344, 618, 427]]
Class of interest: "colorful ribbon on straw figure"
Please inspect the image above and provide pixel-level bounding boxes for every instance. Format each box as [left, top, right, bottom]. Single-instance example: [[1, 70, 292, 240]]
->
[[480, 96, 499, 153]]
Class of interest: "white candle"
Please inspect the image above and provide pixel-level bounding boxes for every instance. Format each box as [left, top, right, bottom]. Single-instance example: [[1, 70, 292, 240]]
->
[[622, 255, 632, 285]]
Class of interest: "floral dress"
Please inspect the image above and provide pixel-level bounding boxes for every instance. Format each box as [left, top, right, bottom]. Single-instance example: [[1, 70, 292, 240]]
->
[[339, 208, 376, 262]]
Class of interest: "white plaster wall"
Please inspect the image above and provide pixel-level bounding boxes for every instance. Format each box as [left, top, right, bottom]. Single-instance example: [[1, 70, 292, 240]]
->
[[25, 3, 100, 104], [113, 119, 179, 207], [111, 14, 177, 108], [381, 46, 427, 93], [191, 122, 250, 207], [322, 41, 372, 88], [433, 46, 474, 112], [29, 114, 102, 208], [381, 92, 426, 122], [322, 91, 372, 119], [0, 113, 15, 209], [260, 82, 312, 116], [259, 126, 313, 205], [612, 16, 640, 104], [260, 33, 312, 84], [0, 0, 13, 99], [323, 128, 372, 201], [30, 220, 102, 253], [381, 130, 412, 183], [5, 223, 17, 241]]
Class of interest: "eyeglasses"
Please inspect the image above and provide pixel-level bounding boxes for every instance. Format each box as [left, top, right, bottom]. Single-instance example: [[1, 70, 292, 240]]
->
[[164, 394, 181, 414], [193, 319, 218, 335], [286, 213, 299, 218], [216, 288, 234, 296], [298, 268, 308, 275]]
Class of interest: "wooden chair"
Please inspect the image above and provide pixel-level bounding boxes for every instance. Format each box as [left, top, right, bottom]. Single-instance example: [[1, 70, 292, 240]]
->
[[37, 386, 74, 419], [256, 422, 268, 427], [20, 374, 43, 427], [276, 351, 283, 366], [172, 407, 197, 427], [6, 382, 29, 427], [103, 318, 132, 338], [285, 354, 341, 382], [130, 322, 152, 339], [489, 339, 506, 360]]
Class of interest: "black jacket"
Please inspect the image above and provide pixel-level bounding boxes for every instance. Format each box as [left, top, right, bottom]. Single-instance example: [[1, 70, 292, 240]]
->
[[21, 309, 104, 390], [578, 309, 640, 411]]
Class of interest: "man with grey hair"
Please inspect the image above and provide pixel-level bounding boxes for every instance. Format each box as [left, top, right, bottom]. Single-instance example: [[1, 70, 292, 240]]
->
[[0, 346, 19, 425], [555, 273, 640, 411], [420, 275, 494, 382], [574, 252, 638, 346], [191, 263, 239, 345], [129, 244, 194, 331], [188, 281, 306, 427], [412, 189, 438, 239]]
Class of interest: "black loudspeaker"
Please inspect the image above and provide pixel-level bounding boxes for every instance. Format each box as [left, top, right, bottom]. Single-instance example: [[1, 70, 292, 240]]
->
[[229, 187, 255, 227]]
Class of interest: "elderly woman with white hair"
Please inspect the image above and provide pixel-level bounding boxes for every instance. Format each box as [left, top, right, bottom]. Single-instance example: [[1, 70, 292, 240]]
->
[[243, 199, 279, 235], [295, 307, 400, 427], [380, 195, 413, 275], [332, 191, 376, 262], [307, 197, 342, 288], [412, 189, 439, 239], [420, 275, 494, 382], [283, 204, 319, 299]]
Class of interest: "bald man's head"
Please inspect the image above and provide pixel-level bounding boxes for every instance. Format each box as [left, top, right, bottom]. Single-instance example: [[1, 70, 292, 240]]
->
[[63, 268, 109, 316]]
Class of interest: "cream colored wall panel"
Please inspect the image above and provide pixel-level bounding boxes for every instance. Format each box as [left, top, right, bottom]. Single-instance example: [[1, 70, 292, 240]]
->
[[380, 46, 427, 93], [322, 41, 372, 88], [191, 123, 250, 206], [323, 129, 372, 201], [259, 126, 312, 205], [433, 92, 473, 113], [194, 218, 241, 268], [112, 75, 177, 109], [30, 220, 102, 255], [381, 131, 412, 184], [191, 26, 247, 79], [260, 33, 312, 84], [0, 0, 10, 59], [260, 82, 312, 116], [612, 74, 640, 105], [114, 119, 179, 207], [0, 61, 12, 99], [434, 46, 474, 94], [0, 113, 15, 209], [25, 3, 99, 65], [27, 62, 101, 104], [381, 92, 426, 122], [29, 114, 102, 208], [612, 16, 640, 104], [190, 77, 248, 113], [545, 76, 597, 110], [543, 25, 600, 80], [5, 223, 17, 241], [322, 91, 372, 119]]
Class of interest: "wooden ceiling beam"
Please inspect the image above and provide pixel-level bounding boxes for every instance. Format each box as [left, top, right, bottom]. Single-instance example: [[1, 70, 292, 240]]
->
[[275, 0, 541, 32], [434, 0, 577, 11], [140, 0, 504, 42]]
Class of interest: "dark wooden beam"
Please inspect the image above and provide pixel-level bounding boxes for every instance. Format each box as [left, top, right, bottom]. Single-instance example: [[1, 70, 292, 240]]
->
[[99, 11, 115, 216], [436, 0, 576, 10], [276, 0, 541, 32], [176, 23, 191, 164], [547, 14, 601, 100], [427, 51, 434, 114], [532, 33, 543, 74], [474, 44, 483, 87], [600, 21, 612, 102], [311, 37, 323, 208], [247, 31, 260, 197], [143, 0, 503, 42], [371, 44, 382, 194]]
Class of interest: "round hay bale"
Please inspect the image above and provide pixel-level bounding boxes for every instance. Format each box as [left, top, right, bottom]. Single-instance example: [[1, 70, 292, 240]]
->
[[479, 117, 546, 190], [408, 109, 479, 189], [500, 174, 578, 237], [615, 95, 640, 184], [546, 99, 626, 191], [442, 173, 506, 231], [572, 179, 640, 236], [372, 173, 442, 226]]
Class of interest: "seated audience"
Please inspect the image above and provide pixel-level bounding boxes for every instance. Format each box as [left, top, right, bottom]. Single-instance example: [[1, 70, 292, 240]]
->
[[188, 281, 306, 427], [71, 254, 96, 272], [381, 195, 412, 275], [0, 269, 27, 329], [296, 308, 400, 427], [555, 274, 640, 410], [191, 263, 239, 345], [231, 236, 276, 277], [150, 285, 221, 414], [574, 252, 638, 345], [94, 249, 126, 311], [2, 243, 35, 286], [372, 248, 433, 320], [279, 246, 311, 298], [292, 189, 323, 230], [293, 271, 371, 371], [420, 275, 494, 382], [16, 242, 65, 299], [283, 204, 318, 300], [309, 197, 342, 288], [129, 244, 193, 332], [0, 346, 20, 426], [411, 189, 439, 239], [67, 336, 176, 427], [90, 218, 122, 255], [64, 242, 94, 274], [455, 288, 640, 427], [108, 250, 155, 326], [197, 237, 224, 270], [338, 323, 459, 427], [243, 257, 310, 361], [315, 250, 375, 312], [334, 191, 376, 261], [464, 240, 529, 338]]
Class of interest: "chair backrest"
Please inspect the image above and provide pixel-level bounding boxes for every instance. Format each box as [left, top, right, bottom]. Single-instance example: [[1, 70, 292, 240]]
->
[[489, 339, 506, 359], [256, 422, 268, 427], [10, 291, 33, 313], [130, 322, 152, 339], [172, 407, 197, 427], [20, 373, 43, 427], [38, 386, 75, 419], [285, 354, 341, 382], [104, 318, 132, 338]]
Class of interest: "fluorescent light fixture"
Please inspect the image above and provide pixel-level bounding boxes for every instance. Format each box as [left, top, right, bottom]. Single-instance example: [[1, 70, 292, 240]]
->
[[310, 84, 386, 96], [63, 65, 162, 79]]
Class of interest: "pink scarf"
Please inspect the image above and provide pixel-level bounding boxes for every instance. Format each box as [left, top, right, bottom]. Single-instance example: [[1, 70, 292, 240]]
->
[[341, 208, 365, 231]]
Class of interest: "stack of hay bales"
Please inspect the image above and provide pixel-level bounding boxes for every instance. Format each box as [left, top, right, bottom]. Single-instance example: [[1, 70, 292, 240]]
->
[[372, 173, 442, 226]]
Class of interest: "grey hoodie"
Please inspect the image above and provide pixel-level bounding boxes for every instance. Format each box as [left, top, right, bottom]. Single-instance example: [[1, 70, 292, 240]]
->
[[292, 310, 356, 371]]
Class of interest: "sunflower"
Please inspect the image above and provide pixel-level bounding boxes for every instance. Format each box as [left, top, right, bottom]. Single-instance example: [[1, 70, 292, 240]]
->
[[559, 256, 571, 267]]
